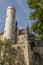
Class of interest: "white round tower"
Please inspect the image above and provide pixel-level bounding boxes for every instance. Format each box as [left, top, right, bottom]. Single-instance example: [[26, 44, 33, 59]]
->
[[4, 6, 16, 41]]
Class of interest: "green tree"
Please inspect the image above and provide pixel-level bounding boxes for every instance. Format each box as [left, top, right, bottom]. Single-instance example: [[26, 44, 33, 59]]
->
[[27, 0, 43, 40], [0, 40, 26, 65], [0, 40, 17, 65]]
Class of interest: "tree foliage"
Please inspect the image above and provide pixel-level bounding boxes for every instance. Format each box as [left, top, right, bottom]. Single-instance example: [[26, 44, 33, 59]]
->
[[27, 0, 43, 39], [0, 40, 26, 65]]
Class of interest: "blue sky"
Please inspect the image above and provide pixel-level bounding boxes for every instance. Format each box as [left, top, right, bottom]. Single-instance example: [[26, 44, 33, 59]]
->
[[0, 0, 33, 32]]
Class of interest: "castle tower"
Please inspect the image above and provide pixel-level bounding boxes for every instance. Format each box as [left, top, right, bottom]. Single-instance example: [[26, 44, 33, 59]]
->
[[4, 6, 16, 41]]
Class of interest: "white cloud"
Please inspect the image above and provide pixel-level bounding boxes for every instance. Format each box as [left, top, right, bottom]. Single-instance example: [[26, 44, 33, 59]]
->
[[18, 25, 23, 29], [15, 0, 30, 16], [15, 0, 25, 12]]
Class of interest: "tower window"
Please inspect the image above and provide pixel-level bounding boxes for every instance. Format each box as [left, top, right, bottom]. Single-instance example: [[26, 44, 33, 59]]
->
[[13, 21, 14, 24], [12, 25, 14, 28], [13, 16, 15, 19]]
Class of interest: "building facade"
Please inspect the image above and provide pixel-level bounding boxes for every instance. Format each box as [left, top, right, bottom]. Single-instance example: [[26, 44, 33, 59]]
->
[[0, 6, 43, 65]]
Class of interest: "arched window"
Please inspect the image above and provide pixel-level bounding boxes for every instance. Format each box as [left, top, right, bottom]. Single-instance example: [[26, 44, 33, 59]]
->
[[30, 42, 35, 51]]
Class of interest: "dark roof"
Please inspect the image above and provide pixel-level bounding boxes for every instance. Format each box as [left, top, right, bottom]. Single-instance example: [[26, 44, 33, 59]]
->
[[19, 29, 27, 35], [0, 32, 4, 35]]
